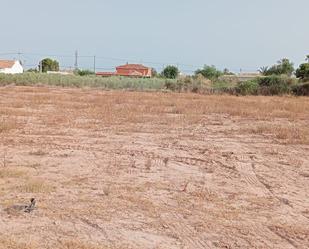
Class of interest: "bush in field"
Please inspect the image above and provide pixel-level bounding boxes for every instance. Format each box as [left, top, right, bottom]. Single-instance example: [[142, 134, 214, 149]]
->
[[177, 76, 202, 93], [27, 68, 38, 73], [295, 63, 309, 81], [39, 58, 59, 73], [161, 65, 179, 79], [151, 68, 158, 77], [256, 75, 294, 95], [164, 76, 191, 92], [236, 80, 259, 95], [195, 65, 223, 80], [164, 80, 178, 91], [291, 83, 309, 96], [164, 75, 208, 93], [259, 58, 294, 76], [75, 69, 95, 76]]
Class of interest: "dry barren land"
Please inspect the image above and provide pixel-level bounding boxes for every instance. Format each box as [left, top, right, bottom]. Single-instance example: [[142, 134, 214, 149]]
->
[[0, 86, 309, 249]]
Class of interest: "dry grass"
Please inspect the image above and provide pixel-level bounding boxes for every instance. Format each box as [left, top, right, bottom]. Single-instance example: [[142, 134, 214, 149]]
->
[[245, 123, 309, 144], [16, 179, 53, 193], [0, 168, 25, 178], [61, 241, 120, 249], [29, 150, 48, 156], [0, 237, 38, 249], [2, 87, 308, 131], [0, 86, 308, 248], [0, 117, 19, 133]]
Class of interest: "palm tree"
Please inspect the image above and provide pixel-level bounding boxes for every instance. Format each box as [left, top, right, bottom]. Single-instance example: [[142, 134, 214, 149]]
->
[[259, 66, 269, 75]]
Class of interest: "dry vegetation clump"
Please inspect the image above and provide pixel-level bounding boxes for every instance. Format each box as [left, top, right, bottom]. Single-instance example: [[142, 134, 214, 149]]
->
[[0, 237, 38, 249], [16, 179, 54, 193], [0, 168, 25, 178], [244, 123, 309, 144], [29, 150, 48, 156], [0, 117, 19, 133], [61, 241, 120, 249]]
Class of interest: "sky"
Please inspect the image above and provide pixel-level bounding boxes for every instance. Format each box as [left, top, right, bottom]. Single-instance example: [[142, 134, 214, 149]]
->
[[1, 0, 308, 73]]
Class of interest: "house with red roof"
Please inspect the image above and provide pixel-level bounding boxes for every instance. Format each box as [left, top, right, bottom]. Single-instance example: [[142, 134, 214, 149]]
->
[[96, 63, 152, 78], [0, 60, 24, 74]]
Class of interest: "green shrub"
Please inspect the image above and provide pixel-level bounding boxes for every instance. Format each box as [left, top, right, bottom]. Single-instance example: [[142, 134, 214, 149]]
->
[[259, 58, 294, 76], [161, 65, 179, 79], [195, 65, 223, 80], [163, 76, 209, 93], [236, 80, 259, 95], [295, 63, 309, 82], [291, 83, 309, 96], [75, 69, 95, 76], [256, 75, 293, 95]]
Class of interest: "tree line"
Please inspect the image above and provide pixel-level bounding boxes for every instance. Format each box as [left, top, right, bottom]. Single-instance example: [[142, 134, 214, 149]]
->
[[29, 55, 309, 82], [161, 55, 309, 81]]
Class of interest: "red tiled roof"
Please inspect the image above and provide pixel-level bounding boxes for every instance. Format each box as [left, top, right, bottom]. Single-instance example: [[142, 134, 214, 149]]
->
[[116, 64, 149, 70], [96, 63, 151, 77], [0, 60, 15, 69]]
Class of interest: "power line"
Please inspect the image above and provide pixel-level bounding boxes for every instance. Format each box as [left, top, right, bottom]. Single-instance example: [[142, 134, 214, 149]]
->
[[0, 51, 260, 73], [3, 51, 201, 68]]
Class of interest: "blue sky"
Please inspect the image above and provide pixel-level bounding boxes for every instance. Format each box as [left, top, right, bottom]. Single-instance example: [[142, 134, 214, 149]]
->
[[1, 0, 308, 73]]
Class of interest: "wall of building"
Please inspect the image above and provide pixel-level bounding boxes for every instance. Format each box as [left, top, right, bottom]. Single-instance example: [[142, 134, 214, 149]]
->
[[0, 61, 24, 74], [116, 68, 151, 77]]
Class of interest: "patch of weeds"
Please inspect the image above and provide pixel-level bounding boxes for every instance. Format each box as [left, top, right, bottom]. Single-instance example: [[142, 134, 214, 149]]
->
[[29, 150, 48, 156], [17, 180, 53, 193], [145, 158, 152, 171], [0, 168, 25, 178]]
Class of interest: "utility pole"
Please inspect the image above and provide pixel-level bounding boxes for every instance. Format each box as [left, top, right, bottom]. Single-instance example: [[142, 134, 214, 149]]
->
[[74, 50, 78, 70], [93, 55, 96, 73]]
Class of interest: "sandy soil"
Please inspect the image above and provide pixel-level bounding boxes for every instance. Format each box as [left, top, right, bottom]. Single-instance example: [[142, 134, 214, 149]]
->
[[0, 86, 308, 249]]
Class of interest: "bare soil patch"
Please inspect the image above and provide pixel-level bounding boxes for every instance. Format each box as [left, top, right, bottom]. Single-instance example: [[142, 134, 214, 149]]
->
[[0, 86, 308, 248]]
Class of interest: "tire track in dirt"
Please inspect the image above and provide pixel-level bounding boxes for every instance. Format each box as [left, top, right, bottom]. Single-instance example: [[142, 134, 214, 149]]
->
[[161, 212, 212, 249], [80, 218, 113, 244], [236, 162, 270, 197], [118, 149, 238, 177], [174, 156, 214, 173], [267, 226, 298, 249]]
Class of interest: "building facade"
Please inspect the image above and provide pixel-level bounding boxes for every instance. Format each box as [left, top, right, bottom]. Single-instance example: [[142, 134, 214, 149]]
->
[[0, 60, 24, 74], [96, 64, 152, 78]]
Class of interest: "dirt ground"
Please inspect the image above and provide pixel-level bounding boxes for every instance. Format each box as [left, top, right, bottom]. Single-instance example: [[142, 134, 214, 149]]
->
[[0, 86, 308, 249]]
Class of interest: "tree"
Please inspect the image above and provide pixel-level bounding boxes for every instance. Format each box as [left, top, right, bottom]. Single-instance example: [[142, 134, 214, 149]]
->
[[259, 66, 269, 75], [161, 65, 179, 79], [39, 58, 59, 73], [195, 65, 223, 80], [296, 63, 309, 81], [260, 58, 294, 76]]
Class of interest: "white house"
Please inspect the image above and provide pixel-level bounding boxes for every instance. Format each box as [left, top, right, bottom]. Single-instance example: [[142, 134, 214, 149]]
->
[[0, 60, 24, 74]]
